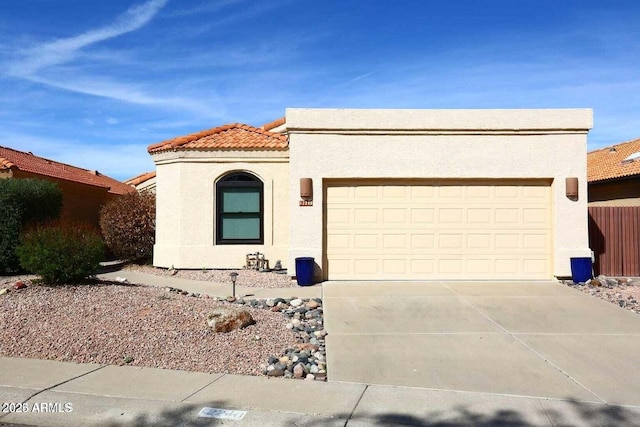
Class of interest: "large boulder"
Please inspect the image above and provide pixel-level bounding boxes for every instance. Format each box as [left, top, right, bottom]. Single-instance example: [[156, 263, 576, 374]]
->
[[207, 307, 256, 333]]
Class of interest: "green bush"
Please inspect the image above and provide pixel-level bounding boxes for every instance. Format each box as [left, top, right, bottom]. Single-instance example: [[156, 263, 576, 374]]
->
[[0, 178, 62, 273], [100, 191, 155, 263], [16, 221, 104, 284]]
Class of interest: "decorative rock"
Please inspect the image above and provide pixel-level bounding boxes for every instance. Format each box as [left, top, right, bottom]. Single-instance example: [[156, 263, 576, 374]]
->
[[293, 363, 306, 378], [295, 343, 319, 352], [305, 300, 320, 309], [290, 298, 303, 307], [267, 368, 284, 377], [309, 364, 320, 374], [13, 281, 26, 290], [305, 373, 315, 381], [206, 308, 255, 333]]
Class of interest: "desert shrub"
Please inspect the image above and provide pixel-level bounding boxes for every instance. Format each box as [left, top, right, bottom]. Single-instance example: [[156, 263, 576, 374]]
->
[[100, 191, 155, 263], [16, 221, 104, 284], [0, 178, 62, 273]]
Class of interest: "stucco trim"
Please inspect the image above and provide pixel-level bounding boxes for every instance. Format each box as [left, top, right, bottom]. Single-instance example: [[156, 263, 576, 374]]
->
[[286, 108, 593, 133]]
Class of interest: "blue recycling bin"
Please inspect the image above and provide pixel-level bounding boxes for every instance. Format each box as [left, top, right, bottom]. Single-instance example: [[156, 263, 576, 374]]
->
[[570, 257, 593, 283], [295, 257, 315, 286]]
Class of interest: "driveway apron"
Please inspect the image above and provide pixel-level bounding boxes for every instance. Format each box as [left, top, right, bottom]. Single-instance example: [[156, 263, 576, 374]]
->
[[322, 281, 640, 406]]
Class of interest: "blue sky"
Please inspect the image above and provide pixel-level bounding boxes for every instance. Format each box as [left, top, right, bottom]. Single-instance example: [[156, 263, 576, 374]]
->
[[1, 0, 639, 181]]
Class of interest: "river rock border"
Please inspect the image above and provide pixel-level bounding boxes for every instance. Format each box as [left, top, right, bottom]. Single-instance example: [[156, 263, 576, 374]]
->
[[562, 275, 640, 315], [164, 287, 327, 381]]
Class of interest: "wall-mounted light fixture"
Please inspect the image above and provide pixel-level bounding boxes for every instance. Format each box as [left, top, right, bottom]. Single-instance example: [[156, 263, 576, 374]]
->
[[299, 178, 313, 207], [566, 177, 578, 201], [300, 178, 313, 200]]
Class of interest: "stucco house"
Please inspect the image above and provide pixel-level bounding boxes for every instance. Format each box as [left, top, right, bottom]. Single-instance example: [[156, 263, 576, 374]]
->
[[587, 136, 640, 206], [149, 108, 593, 281], [0, 145, 133, 227]]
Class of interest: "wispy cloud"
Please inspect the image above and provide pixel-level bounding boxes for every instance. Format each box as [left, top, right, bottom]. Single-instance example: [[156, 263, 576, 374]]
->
[[7, 0, 169, 77], [0, 0, 221, 119], [168, 0, 246, 17]]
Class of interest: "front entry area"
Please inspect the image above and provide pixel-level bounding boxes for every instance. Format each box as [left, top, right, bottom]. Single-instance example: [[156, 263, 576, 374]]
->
[[324, 179, 552, 281]]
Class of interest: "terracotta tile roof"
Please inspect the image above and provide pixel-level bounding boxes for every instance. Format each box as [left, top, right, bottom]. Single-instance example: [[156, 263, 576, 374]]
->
[[588, 137, 640, 183], [125, 171, 156, 187], [261, 117, 286, 131], [0, 146, 133, 195], [148, 123, 288, 154]]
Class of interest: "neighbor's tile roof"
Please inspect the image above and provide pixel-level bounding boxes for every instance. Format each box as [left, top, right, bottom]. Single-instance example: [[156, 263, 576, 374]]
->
[[588, 137, 640, 183], [147, 123, 288, 153], [125, 171, 156, 187], [0, 146, 133, 195]]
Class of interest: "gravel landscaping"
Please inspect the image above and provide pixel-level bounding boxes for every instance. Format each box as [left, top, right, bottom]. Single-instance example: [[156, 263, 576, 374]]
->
[[124, 264, 297, 289], [0, 277, 326, 380], [563, 275, 640, 314]]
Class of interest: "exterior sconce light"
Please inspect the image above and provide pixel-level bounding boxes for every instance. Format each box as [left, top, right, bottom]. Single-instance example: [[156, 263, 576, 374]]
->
[[566, 177, 578, 201], [300, 178, 313, 206], [229, 272, 238, 297]]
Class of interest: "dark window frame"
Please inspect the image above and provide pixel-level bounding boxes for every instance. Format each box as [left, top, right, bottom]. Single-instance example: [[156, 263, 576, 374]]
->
[[216, 172, 264, 245]]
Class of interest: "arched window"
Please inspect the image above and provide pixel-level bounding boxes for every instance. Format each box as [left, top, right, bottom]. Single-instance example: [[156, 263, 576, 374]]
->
[[216, 172, 263, 244]]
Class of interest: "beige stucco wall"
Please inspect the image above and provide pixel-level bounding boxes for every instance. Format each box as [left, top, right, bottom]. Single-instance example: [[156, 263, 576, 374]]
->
[[287, 108, 593, 280], [152, 150, 289, 269]]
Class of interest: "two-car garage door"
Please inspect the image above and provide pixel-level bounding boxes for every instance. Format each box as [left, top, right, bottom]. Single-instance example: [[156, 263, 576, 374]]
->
[[324, 180, 552, 280]]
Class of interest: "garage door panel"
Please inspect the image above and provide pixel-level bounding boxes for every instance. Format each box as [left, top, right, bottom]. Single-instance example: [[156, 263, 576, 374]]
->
[[325, 180, 552, 280]]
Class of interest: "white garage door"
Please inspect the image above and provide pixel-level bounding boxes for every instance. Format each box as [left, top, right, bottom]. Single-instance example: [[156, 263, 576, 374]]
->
[[324, 180, 552, 280]]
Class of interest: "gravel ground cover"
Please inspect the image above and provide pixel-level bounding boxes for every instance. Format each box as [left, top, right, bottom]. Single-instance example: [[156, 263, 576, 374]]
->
[[125, 264, 297, 289], [563, 276, 640, 315], [0, 278, 300, 376]]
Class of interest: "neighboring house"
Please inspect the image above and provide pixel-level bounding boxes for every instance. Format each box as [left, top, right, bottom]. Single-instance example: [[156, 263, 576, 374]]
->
[[0, 146, 133, 227], [125, 171, 156, 193], [587, 137, 640, 206], [149, 108, 593, 281]]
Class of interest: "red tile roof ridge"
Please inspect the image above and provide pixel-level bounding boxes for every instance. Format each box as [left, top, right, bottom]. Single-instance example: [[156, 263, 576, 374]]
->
[[261, 117, 286, 131], [588, 136, 640, 183], [0, 145, 133, 195], [148, 123, 288, 153], [125, 170, 156, 186]]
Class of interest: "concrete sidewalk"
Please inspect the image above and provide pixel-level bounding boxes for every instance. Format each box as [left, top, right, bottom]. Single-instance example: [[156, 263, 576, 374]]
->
[[96, 269, 322, 300], [2, 357, 640, 426]]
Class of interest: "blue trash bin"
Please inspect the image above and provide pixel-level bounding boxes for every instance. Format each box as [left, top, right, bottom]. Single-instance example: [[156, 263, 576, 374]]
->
[[570, 257, 593, 283], [295, 257, 315, 286]]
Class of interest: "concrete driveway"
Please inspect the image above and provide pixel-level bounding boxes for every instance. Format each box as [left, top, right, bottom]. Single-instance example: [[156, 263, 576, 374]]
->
[[323, 281, 640, 406]]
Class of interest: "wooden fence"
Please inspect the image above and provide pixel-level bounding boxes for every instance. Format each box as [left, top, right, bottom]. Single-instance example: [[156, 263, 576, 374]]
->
[[588, 206, 640, 276]]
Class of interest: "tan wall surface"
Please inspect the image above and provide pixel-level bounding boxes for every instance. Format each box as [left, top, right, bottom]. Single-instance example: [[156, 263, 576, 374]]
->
[[287, 108, 593, 280], [8, 171, 113, 229], [152, 151, 289, 269]]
